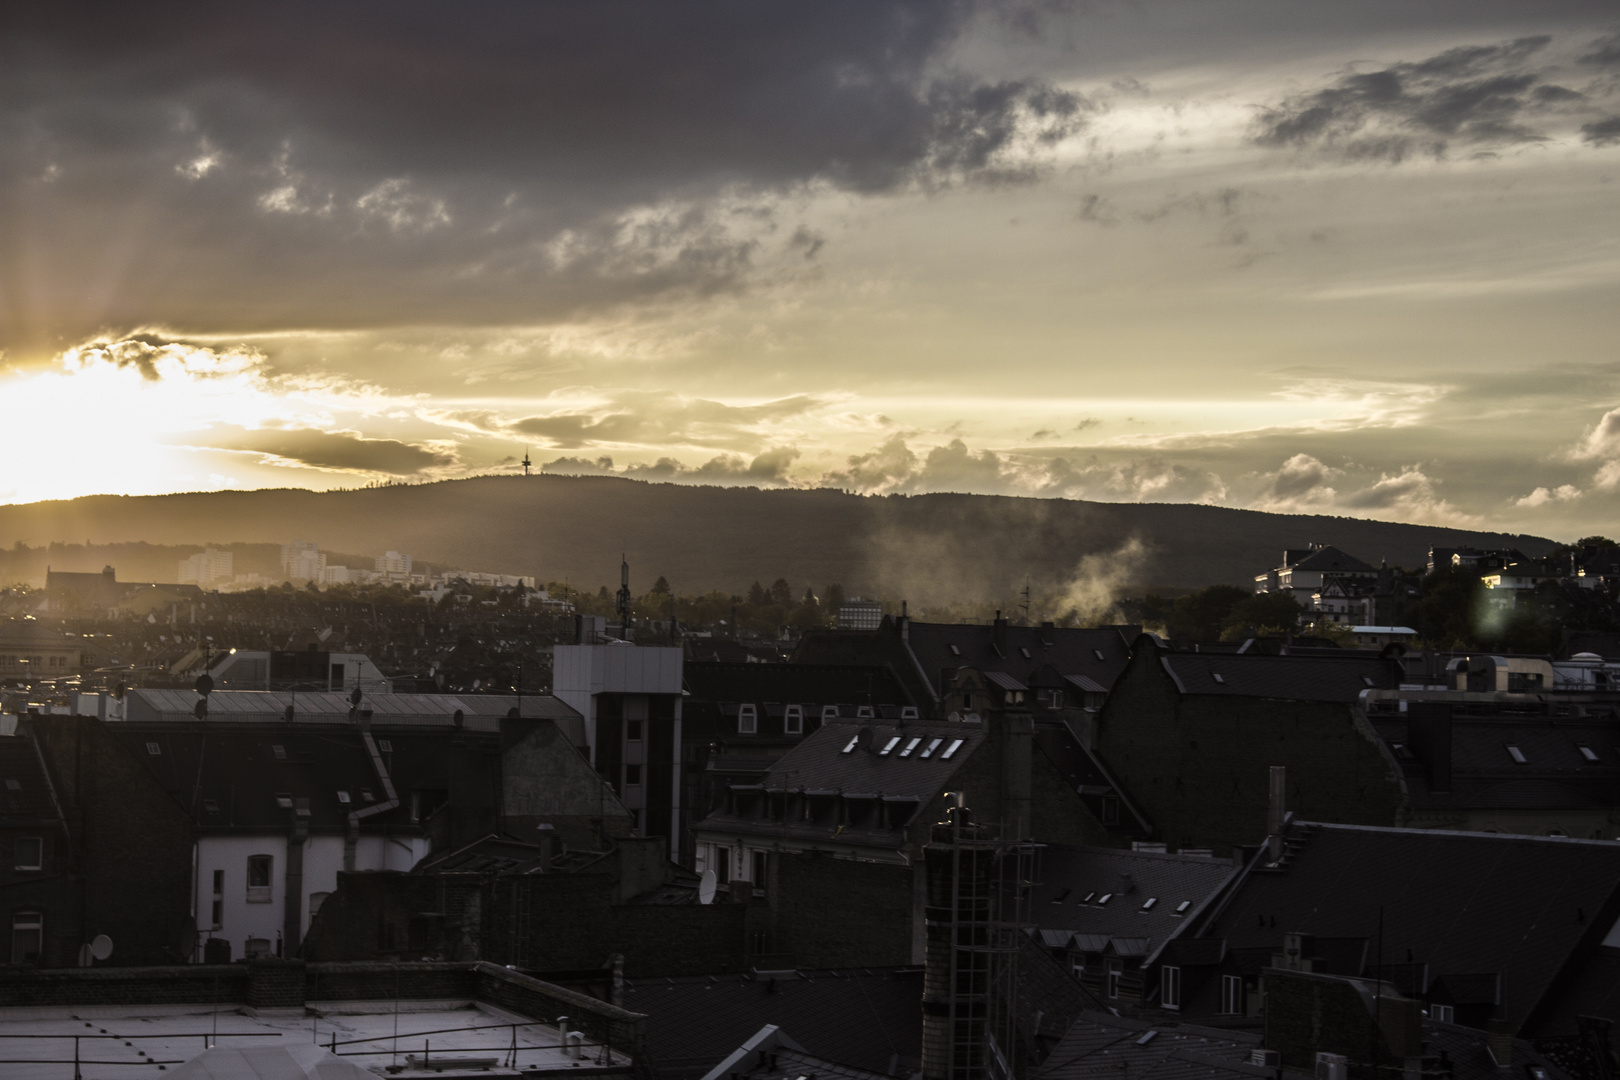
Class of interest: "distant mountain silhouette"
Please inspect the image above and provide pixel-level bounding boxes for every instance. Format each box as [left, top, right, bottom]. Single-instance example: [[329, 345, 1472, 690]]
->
[[0, 476, 1558, 601]]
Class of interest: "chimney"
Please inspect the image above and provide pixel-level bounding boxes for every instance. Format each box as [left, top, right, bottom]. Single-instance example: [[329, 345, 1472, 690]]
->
[[1117, 872, 1134, 896], [1407, 702, 1453, 793], [536, 823, 556, 872], [1266, 765, 1287, 863], [900, 600, 910, 641], [1039, 620, 1055, 646], [1485, 1017, 1513, 1068], [992, 611, 1009, 657]]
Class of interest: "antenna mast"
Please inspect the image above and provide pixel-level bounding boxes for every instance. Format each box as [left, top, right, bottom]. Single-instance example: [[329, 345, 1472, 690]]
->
[[521, 449, 533, 477]]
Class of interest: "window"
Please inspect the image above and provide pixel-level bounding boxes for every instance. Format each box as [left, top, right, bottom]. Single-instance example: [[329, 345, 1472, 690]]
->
[[841, 735, 861, 754], [246, 855, 273, 903], [920, 737, 943, 758], [1071, 955, 1085, 978], [11, 911, 42, 965], [1221, 974, 1245, 1015], [1020, 647, 1031, 659], [14, 838, 42, 871], [1140, 897, 1157, 911], [713, 846, 730, 885], [1506, 745, 1527, 764], [271, 744, 287, 761], [1048, 689, 1065, 709], [1162, 965, 1182, 1009], [625, 764, 642, 786], [202, 799, 220, 814], [857, 705, 875, 719], [783, 706, 803, 735], [145, 742, 162, 756], [900, 706, 919, 720], [898, 737, 922, 757], [376, 739, 392, 753], [737, 704, 758, 734], [1106, 960, 1122, 999], [949, 644, 961, 656], [1102, 796, 1121, 825], [626, 720, 643, 741], [211, 869, 224, 929], [1579, 745, 1600, 763], [1174, 900, 1192, 915], [821, 705, 840, 722], [751, 850, 767, 887], [879, 736, 902, 755], [1212, 673, 1225, 685], [275, 794, 293, 810], [1430, 1004, 1454, 1024], [1096, 893, 1113, 906], [1094, 649, 1106, 661], [941, 738, 965, 760]]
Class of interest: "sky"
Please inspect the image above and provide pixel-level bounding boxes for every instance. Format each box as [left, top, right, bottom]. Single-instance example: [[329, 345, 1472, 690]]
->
[[2, 1, 1619, 539]]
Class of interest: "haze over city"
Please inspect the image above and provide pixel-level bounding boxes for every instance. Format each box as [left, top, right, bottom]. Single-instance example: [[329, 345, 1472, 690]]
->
[[3, 2, 1618, 536]]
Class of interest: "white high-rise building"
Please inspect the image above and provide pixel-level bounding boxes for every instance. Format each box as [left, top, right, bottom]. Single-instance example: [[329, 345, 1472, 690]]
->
[[375, 551, 412, 576], [178, 548, 234, 587], [280, 540, 325, 582]]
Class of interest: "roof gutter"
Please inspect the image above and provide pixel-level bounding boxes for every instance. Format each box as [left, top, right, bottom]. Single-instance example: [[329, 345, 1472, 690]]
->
[[344, 717, 400, 873]]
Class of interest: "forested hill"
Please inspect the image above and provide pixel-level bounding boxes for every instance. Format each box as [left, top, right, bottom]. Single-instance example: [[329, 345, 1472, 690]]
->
[[0, 476, 1557, 602]]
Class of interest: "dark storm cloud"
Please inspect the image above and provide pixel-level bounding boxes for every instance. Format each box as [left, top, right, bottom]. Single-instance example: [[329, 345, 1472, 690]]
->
[[0, 1, 1087, 347], [200, 426, 457, 475], [1253, 35, 1606, 161], [1583, 117, 1620, 145]]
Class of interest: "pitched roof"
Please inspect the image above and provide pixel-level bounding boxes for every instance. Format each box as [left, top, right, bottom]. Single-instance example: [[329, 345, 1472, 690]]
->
[[0, 734, 64, 826], [1028, 845, 1237, 958], [746, 721, 983, 800], [682, 662, 917, 709], [124, 689, 582, 739], [1194, 822, 1620, 1030], [623, 968, 922, 1080], [1159, 652, 1402, 702], [903, 622, 1134, 697], [1034, 1011, 1264, 1080], [1286, 547, 1378, 575]]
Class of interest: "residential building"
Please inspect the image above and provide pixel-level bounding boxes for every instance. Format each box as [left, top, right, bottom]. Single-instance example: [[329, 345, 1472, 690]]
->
[[837, 598, 884, 630], [177, 548, 234, 587], [0, 621, 83, 681], [180, 647, 395, 694], [553, 642, 684, 855], [280, 540, 325, 582], [374, 550, 412, 576], [1253, 545, 1379, 604]]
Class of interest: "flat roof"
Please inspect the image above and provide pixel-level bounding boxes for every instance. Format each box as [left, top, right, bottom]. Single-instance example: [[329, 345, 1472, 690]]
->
[[0, 1000, 629, 1079]]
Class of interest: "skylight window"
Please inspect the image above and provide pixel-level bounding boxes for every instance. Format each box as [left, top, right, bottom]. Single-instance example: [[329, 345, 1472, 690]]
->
[[949, 645, 961, 656], [275, 794, 294, 810], [1096, 893, 1113, 905], [1174, 900, 1192, 915], [1212, 673, 1225, 685], [1020, 647, 1031, 659], [1081, 892, 1096, 904], [336, 791, 351, 804], [1141, 897, 1157, 911], [1361, 675, 1375, 687], [920, 737, 943, 758], [272, 744, 287, 760], [879, 736, 902, 755], [361, 789, 376, 802], [4, 779, 19, 792], [1579, 745, 1601, 763], [377, 739, 392, 753], [145, 742, 162, 756], [1094, 649, 1106, 661], [898, 737, 922, 757], [940, 738, 965, 760], [842, 735, 861, 754], [1506, 745, 1528, 764]]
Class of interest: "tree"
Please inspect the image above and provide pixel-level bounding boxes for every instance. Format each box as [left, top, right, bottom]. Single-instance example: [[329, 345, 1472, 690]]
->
[[769, 578, 793, 607], [1219, 591, 1305, 639], [651, 576, 670, 595], [1164, 585, 1248, 642], [802, 587, 818, 606], [1408, 566, 1481, 649], [747, 581, 769, 607]]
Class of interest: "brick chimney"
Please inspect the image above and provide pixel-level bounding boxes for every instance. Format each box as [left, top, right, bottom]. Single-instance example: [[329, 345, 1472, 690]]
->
[[992, 612, 1009, 657]]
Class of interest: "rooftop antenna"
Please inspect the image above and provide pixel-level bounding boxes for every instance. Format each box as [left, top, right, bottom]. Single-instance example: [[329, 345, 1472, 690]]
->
[[1020, 578, 1032, 623], [521, 448, 533, 477], [616, 554, 632, 636]]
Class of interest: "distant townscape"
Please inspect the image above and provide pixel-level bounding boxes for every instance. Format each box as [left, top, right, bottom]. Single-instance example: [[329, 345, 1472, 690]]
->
[[2, 534, 1619, 1079]]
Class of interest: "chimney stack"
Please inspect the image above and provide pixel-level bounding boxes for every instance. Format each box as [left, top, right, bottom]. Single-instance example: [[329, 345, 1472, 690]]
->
[[992, 611, 1009, 657], [536, 823, 556, 872], [1266, 765, 1287, 864]]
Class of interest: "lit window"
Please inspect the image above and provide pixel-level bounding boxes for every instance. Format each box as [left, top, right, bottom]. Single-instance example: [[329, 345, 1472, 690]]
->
[[941, 738, 965, 760], [246, 855, 273, 903], [784, 705, 804, 735], [1506, 745, 1527, 764], [898, 737, 922, 757], [738, 704, 758, 734], [841, 735, 860, 754], [920, 737, 944, 758], [14, 838, 42, 871], [1162, 966, 1181, 1009], [879, 736, 902, 755], [11, 911, 42, 965], [1579, 745, 1600, 763], [1220, 974, 1245, 1014]]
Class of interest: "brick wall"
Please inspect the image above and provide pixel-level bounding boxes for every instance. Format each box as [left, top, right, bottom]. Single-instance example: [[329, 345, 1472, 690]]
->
[[768, 851, 916, 969], [0, 964, 245, 1007]]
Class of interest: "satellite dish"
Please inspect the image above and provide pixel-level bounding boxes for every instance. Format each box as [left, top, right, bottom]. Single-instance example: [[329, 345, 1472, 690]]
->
[[698, 869, 717, 905], [90, 935, 113, 961]]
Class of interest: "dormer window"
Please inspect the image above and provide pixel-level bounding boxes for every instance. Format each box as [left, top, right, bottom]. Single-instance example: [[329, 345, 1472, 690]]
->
[[1361, 675, 1375, 687], [784, 705, 804, 735], [738, 704, 758, 734], [1506, 745, 1527, 764], [857, 705, 875, 719], [900, 706, 919, 720], [822, 705, 840, 722]]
